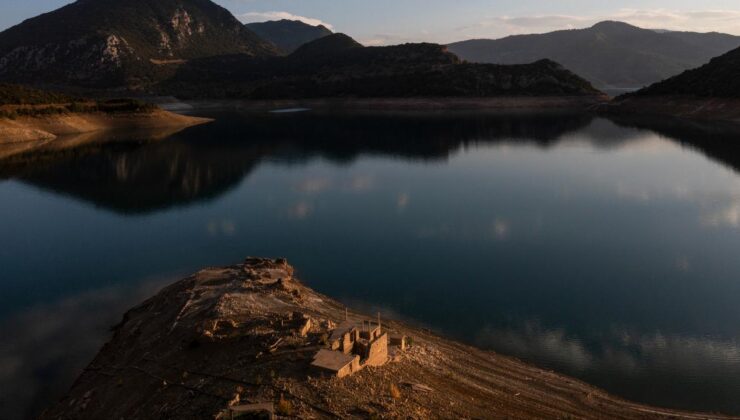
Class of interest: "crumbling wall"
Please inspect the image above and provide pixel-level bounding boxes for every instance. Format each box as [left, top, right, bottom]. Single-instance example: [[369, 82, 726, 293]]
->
[[365, 333, 388, 367]]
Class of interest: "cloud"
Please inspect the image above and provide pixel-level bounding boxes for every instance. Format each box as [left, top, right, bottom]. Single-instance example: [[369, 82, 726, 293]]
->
[[237, 11, 333, 30]]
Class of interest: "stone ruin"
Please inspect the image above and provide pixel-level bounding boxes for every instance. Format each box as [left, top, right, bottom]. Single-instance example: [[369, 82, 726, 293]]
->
[[310, 313, 408, 378]]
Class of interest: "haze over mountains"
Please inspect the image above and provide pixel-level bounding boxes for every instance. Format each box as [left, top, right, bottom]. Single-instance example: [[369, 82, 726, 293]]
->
[[448, 21, 740, 91], [245, 19, 333, 54]]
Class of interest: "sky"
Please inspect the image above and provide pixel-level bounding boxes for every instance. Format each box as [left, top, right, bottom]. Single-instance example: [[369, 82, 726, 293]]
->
[[3, 0, 740, 44]]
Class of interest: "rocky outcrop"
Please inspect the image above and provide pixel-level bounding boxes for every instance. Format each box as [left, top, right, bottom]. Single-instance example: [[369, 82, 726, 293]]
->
[[0, 0, 276, 88], [40, 258, 735, 419]]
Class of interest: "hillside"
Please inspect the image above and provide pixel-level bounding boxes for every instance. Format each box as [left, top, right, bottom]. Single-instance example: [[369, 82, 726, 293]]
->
[[39, 257, 736, 419], [246, 19, 333, 54], [631, 46, 740, 97], [448, 21, 740, 90], [163, 33, 603, 99], [0, 84, 73, 105], [0, 0, 276, 88], [602, 46, 740, 122]]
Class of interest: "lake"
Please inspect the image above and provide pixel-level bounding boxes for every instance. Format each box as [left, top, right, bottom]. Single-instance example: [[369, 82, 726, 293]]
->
[[1, 110, 740, 418]]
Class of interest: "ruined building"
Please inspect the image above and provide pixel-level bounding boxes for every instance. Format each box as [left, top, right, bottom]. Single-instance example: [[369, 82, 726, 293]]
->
[[311, 315, 399, 378]]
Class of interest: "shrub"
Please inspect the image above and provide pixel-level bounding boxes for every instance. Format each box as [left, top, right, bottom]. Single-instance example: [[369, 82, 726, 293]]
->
[[276, 394, 294, 416], [389, 383, 401, 400]]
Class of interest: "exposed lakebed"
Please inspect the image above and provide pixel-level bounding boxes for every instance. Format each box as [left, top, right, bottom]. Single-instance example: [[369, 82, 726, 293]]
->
[[1, 110, 740, 418]]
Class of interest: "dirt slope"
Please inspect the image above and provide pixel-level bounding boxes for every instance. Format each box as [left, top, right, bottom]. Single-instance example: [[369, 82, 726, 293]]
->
[[40, 258, 737, 419]]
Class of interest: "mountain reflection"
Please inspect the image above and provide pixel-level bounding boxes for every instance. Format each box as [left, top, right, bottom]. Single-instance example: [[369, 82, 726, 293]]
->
[[0, 111, 596, 214], [2, 110, 740, 214], [608, 115, 740, 174]]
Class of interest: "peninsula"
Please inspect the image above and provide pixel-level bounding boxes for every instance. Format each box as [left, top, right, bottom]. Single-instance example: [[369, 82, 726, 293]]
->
[[0, 84, 211, 144], [41, 258, 737, 419]]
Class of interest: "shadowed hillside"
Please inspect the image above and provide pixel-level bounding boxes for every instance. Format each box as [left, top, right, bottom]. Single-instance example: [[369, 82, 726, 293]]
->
[[246, 19, 333, 54], [163, 33, 603, 99], [448, 21, 740, 90], [631, 46, 740, 98]]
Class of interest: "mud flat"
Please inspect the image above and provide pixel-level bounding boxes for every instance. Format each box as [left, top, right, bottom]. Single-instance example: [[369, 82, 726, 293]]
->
[[600, 95, 740, 123], [0, 109, 212, 144], [40, 258, 736, 419], [175, 96, 608, 112]]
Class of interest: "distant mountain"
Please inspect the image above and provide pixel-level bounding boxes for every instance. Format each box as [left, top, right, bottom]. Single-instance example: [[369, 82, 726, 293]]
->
[[288, 33, 363, 58], [448, 21, 740, 90], [245, 19, 333, 54], [0, 0, 276, 88], [632, 46, 740, 97], [163, 33, 602, 99]]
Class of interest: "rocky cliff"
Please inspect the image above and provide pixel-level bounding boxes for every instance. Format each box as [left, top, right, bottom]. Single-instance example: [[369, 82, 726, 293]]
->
[[0, 0, 276, 88]]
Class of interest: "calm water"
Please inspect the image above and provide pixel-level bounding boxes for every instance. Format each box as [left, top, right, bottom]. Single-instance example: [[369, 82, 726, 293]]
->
[[1, 110, 740, 418]]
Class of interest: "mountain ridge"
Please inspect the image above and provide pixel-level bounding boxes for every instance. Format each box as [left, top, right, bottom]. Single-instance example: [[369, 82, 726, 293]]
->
[[448, 21, 740, 90], [245, 19, 333, 54], [0, 0, 276, 88], [162, 33, 603, 99]]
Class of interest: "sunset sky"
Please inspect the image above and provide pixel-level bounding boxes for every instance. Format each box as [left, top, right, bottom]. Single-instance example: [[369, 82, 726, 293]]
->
[[4, 0, 740, 44]]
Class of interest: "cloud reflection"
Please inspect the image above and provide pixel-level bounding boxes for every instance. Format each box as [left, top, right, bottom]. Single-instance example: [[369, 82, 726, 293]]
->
[[287, 201, 313, 219], [703, 200, 740, 229], [476, 321, 740, 380], [0, 276, 174, 420], [397, 193, 410, 211], [294, 177, 332, 194], [206, 219, 237, 236]]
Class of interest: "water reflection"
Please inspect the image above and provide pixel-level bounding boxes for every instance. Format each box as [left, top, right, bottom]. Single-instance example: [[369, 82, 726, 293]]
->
[[610, 115, 740, 174], [1, 111, 597, 214], [0, 275, 174, 420], [1, 111, 740, 417], [476, 322, 740, 413]]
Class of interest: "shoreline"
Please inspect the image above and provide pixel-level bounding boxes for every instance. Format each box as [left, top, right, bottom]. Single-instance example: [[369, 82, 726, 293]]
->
[[599, 95, 740, 124], [0, 108, 213, 144], [41, 258, 738, 419], [161, 95, 608, 113]]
